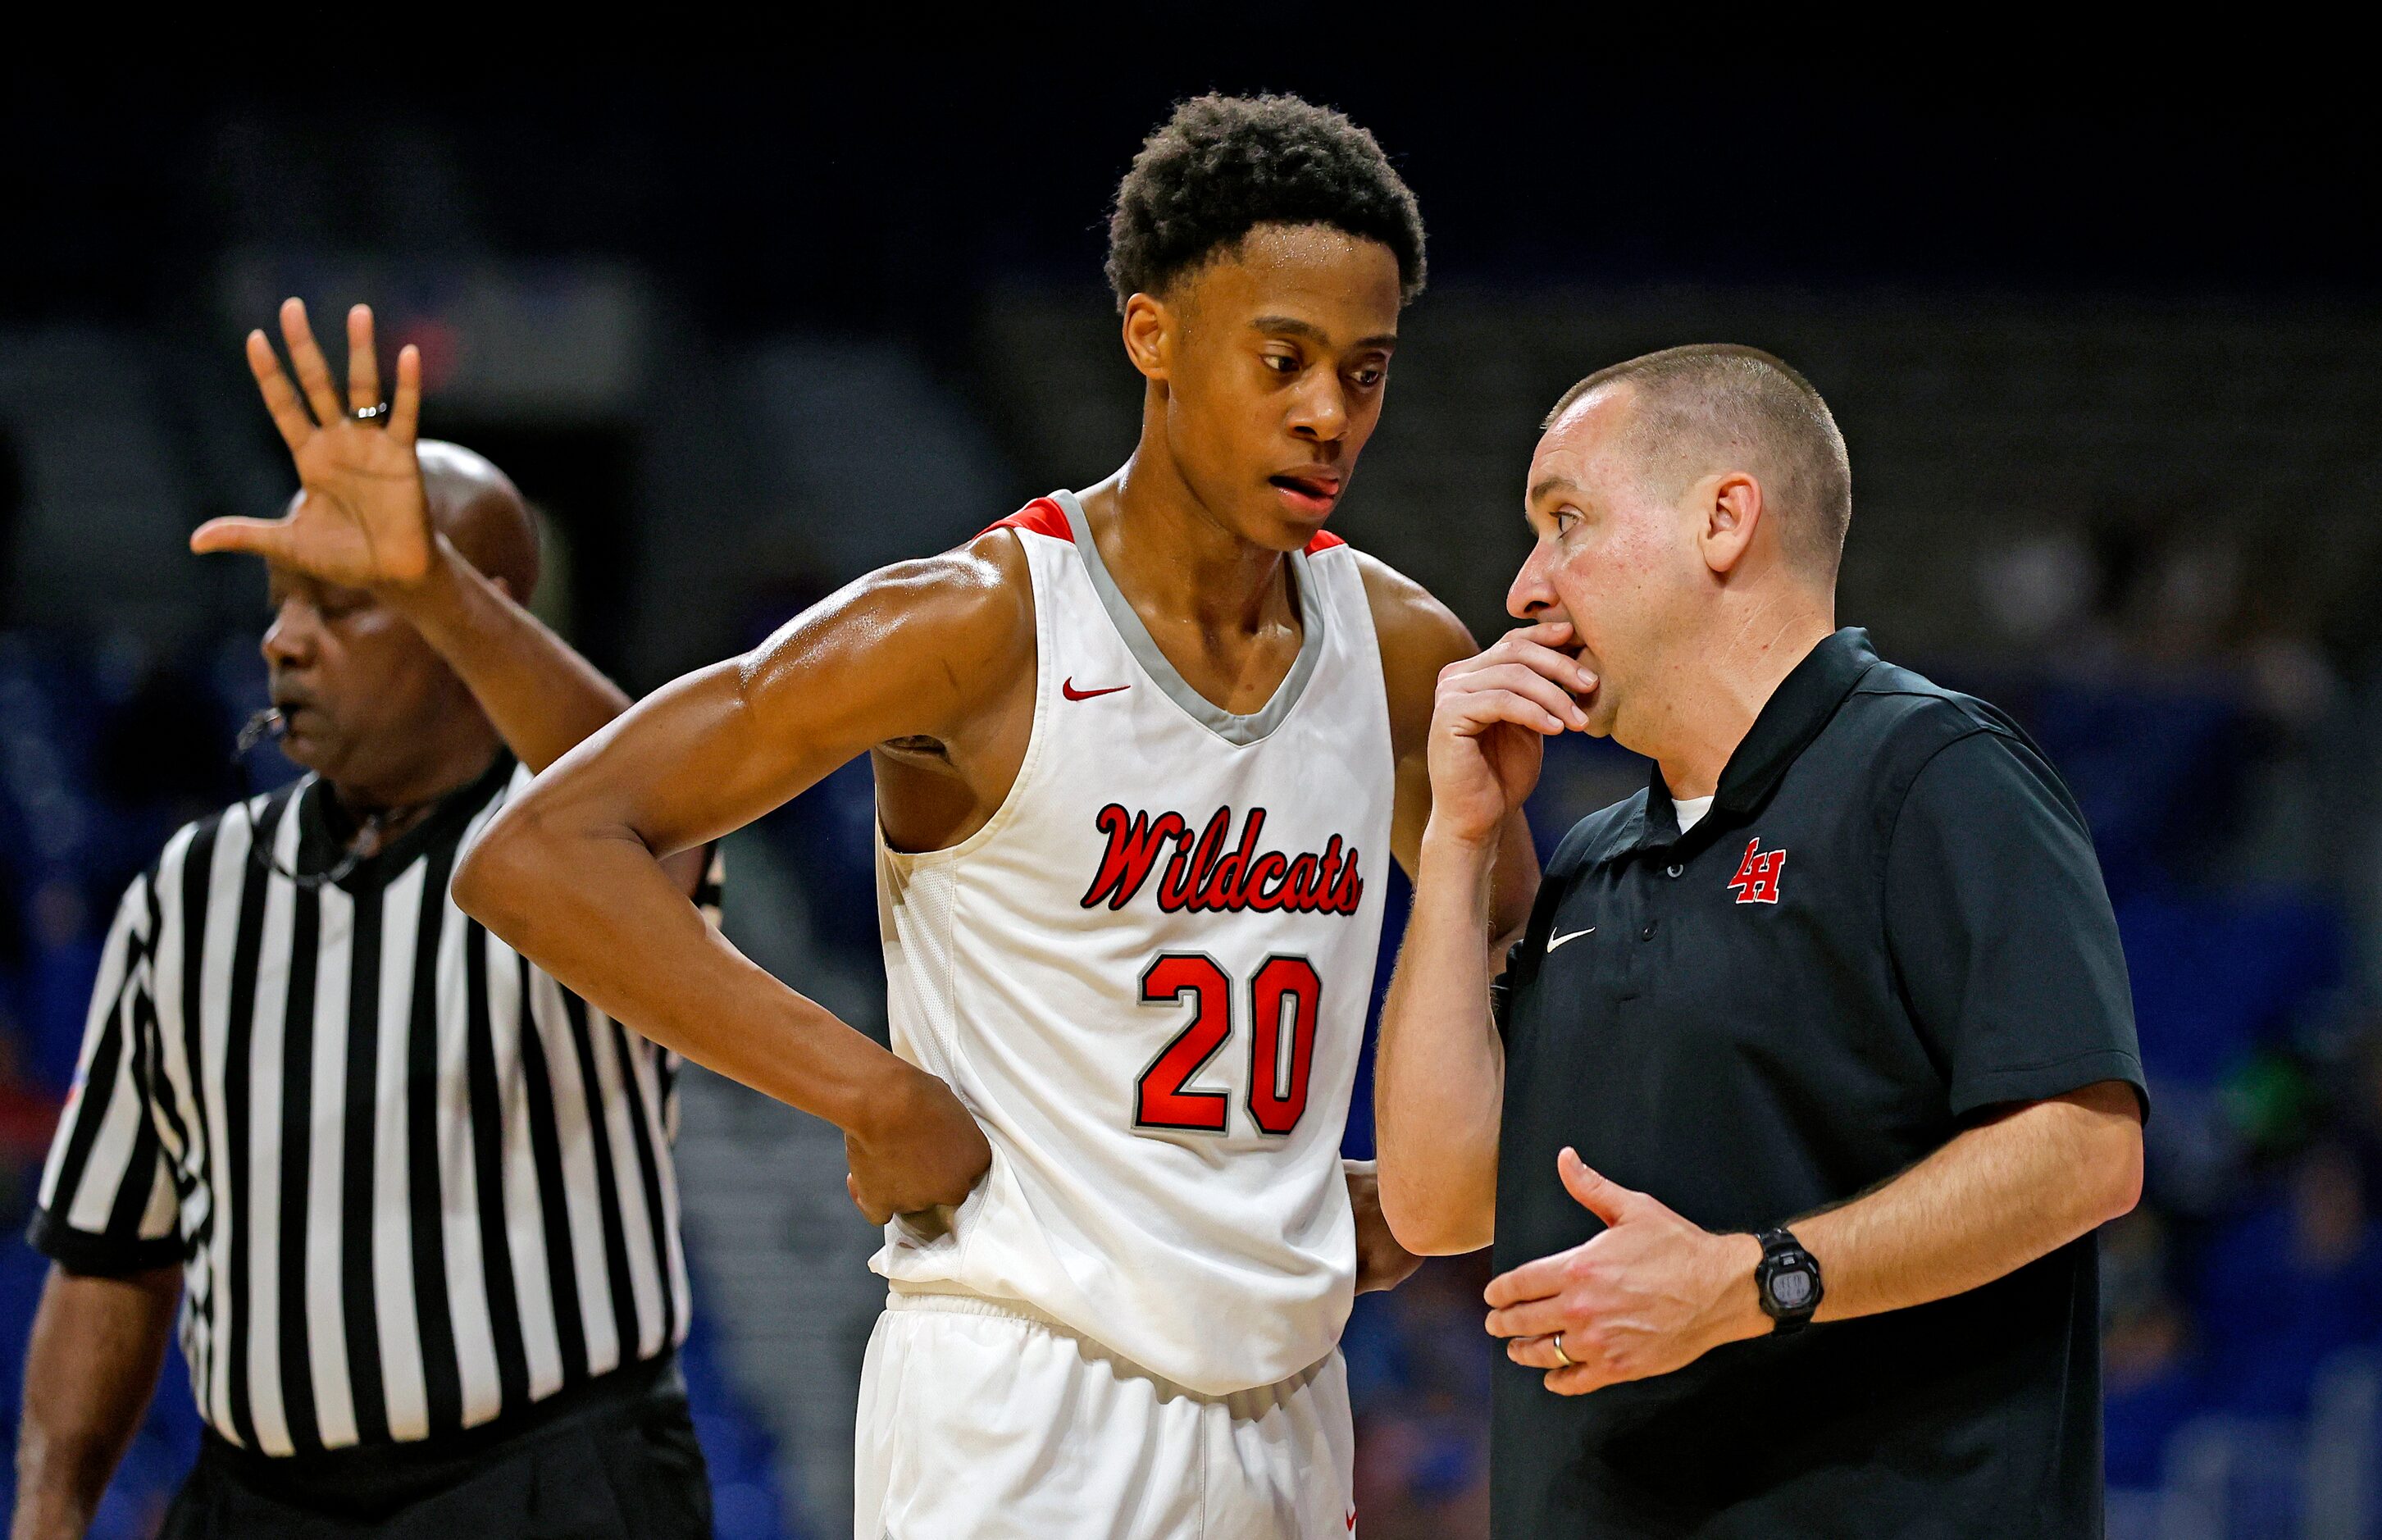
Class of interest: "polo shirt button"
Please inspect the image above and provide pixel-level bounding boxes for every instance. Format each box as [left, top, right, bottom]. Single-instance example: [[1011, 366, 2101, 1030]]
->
[[1666, 863, 1683, 877], [1640, 921, 1657, 941]]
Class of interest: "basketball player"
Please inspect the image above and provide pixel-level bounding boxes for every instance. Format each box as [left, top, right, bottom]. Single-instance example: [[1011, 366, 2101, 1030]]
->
[[451, 95, 1538, 1537]]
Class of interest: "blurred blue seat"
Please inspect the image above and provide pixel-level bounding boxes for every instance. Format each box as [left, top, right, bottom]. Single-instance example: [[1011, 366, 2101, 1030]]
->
[[679, 1301, 803, 1539], [763, 755, 881, 960], [1527, 731, 1651, 865], [2106, 1351, 2207, 1491], [2193, 1198, 2382, 1419], [2025, 683, 2247, 900], [2165, 1414, 2307, 1539], [2119, 891, 2343, 1087]]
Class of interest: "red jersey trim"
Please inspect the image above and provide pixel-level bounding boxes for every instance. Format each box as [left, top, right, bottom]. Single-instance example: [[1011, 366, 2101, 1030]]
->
[[986, 496, 1349, 556], [985, 497, 1073, 541]]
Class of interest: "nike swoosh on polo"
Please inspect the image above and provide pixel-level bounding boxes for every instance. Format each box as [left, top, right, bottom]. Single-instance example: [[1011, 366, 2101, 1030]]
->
[[1547, 927, 1595, 951], [1062, 677, 1130, 700]]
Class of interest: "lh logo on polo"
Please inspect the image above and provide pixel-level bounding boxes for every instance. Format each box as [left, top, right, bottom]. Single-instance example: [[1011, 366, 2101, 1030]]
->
[[1728, 837, 1787, 904]]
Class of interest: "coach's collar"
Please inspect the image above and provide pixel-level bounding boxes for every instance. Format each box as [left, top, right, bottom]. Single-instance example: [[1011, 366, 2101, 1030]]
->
[[1636, 627, 1878, 850]]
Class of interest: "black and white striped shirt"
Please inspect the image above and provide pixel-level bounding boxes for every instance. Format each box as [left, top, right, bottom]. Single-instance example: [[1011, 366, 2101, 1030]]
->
[[30, 754, 719, 1457]]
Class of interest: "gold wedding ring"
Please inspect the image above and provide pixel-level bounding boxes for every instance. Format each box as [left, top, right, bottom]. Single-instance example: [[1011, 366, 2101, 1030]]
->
[[1551, 1331, 1574, 1369]]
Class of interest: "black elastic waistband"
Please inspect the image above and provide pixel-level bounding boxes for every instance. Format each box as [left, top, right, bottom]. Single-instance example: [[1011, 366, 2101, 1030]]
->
[[198, 1352, 682, 1518]]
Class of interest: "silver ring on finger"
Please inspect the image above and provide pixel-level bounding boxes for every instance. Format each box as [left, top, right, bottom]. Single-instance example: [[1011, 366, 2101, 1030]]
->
[[1551, 1331, 1574, 1369], [349, 402, 389, 423]]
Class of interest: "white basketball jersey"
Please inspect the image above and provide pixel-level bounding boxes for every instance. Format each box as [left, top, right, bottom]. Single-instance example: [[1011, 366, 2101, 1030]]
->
[[872, 490, 1396, 1396]]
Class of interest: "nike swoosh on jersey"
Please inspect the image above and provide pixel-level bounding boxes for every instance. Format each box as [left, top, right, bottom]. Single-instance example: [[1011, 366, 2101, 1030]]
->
[[1547, 927, 1596, 951], [1062, 677, 1130, 700]]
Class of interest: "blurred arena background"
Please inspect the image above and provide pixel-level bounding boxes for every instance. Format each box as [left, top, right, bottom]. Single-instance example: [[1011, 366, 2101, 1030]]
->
[[3, 66, 2379, 1538]]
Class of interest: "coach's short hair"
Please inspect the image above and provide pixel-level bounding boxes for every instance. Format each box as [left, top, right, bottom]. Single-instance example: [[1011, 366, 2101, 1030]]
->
[[1105, 93, 1426, 313], [1544, 344, 1851, 579]]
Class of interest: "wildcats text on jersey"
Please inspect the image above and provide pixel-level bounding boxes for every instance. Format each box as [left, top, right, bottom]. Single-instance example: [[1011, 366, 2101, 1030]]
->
[[1078, 804, 1367, 916]]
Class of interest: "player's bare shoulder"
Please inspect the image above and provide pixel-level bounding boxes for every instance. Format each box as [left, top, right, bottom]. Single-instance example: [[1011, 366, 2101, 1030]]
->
[[739, 526, 1034, 749], [1352, 550, 1477, 760], [751, 525, 1039, 853], [868, 528, 1036, 759]]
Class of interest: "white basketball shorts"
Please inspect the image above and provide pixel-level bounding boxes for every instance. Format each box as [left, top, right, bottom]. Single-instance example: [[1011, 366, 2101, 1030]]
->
[[854, 1291, 1356, 1539]]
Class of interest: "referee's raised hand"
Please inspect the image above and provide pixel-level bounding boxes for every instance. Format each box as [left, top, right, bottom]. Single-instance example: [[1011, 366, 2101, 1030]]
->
[[1424, 617, 1594, 849], [190, 298, 433, 590]]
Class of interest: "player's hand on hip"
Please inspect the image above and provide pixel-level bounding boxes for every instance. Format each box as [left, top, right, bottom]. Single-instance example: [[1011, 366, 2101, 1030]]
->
[[843, 1064, 995, 1227], [1482, 1147, 1765, 1396], [1423, 620, 1594, 849], [192, 298, 435, 590], [1346, 1160, 1424, 1294]]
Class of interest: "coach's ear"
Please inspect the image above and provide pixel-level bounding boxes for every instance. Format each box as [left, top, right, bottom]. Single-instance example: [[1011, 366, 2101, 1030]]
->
[[1121, 293, 1173, 384], [1696, 472, 1764, 577]]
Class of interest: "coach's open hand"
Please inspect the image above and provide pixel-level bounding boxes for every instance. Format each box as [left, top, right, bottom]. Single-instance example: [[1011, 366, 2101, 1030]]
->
[[191, 298, 435, 590], [844, 1065, 995, 1228], [1485, 1147, 1767, 1395]]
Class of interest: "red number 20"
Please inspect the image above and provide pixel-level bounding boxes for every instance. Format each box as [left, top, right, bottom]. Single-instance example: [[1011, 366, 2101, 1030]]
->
[[1136, 955, 1322, 1137]]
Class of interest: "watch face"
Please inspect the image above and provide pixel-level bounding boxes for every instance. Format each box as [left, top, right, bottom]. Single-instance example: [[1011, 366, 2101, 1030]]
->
[[1769, 1269, 1815, 1310]]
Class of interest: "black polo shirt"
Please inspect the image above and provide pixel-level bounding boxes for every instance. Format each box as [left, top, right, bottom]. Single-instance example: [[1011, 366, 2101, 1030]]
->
[[1492, 628, 2146, 1538]]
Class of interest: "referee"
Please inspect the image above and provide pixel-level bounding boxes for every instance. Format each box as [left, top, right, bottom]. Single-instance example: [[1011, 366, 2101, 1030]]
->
[[1376, 345, 2148, 1535], [12, 303, 717, 1538]]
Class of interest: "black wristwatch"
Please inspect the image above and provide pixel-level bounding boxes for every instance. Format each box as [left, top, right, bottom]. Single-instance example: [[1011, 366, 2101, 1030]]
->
[[1754, 1227, 1824, 1335]]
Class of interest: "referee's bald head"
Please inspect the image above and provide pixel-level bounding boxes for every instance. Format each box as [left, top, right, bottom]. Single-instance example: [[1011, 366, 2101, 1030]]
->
[[416, 440, 539, 598], [1543, 345, 1851, 585]]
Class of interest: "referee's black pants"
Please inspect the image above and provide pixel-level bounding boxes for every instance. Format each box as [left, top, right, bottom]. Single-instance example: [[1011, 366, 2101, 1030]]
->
[[159, 1355, 713, 1539]]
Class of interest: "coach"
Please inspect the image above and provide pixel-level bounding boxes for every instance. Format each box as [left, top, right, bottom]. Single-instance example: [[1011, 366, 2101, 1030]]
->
[[12, 303, 715, 1538], [1375, 345, 2147, 1535]]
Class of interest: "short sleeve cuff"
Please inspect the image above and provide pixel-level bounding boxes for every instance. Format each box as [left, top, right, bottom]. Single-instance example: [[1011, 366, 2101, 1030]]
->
[[25, 1210, 184, 1278], [1948, 1048, 2150, 1124]]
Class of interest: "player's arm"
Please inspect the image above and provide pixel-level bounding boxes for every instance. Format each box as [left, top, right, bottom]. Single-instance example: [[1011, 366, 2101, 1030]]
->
[[10, 1264, 180, 1540], [1373, 613, 1590, 1255], [454, 539, 1032, 1223], [193, 301, 699, 891]]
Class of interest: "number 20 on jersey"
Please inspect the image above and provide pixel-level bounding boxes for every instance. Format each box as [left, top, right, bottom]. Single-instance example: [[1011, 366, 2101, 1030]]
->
[[1136, 954, 1322, 1137]]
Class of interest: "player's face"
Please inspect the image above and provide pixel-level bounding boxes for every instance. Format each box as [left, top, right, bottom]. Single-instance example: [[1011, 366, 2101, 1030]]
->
[[260, 555, 471, 798], [1133, 223, 1401, 551], [1506, 387, 1713, 744]]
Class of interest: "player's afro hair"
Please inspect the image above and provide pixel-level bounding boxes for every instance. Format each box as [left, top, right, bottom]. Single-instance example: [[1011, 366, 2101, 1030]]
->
[[1105, 93, 1426, 313]]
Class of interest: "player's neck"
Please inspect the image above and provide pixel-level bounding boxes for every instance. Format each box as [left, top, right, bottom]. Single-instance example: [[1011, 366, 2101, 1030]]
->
[[1083, 453, 1297, 640]]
